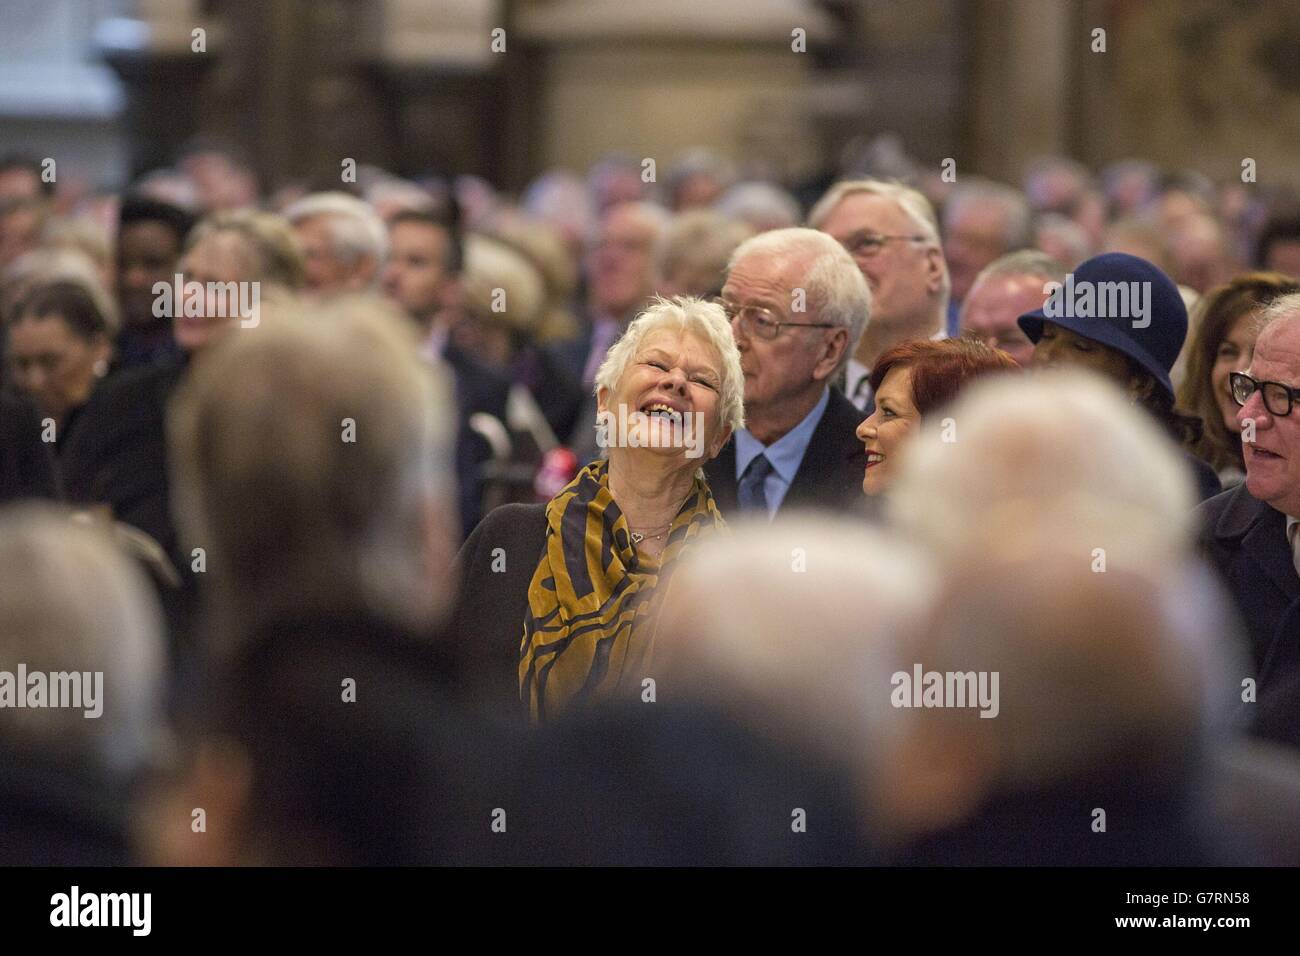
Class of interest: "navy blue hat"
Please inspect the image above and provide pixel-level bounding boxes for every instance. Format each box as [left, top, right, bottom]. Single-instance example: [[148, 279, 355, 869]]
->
[[1017, 252, 1187, 399]]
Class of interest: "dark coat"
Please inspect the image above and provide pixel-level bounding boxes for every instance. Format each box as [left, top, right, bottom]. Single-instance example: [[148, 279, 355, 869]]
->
[[0, 393, 59, 504], [58, 358, 186, 561], [1196, 482, 1300, 687], [448, 502, 548, 722], [212, 609, 512, 864], [705, 388, 867, 519], [1185, 449, 1223, 502], [444, 343, 512, 538]]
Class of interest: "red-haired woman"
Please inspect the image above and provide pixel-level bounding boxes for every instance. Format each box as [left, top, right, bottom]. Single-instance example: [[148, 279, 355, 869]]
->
[[856, 338, 1018, 496]]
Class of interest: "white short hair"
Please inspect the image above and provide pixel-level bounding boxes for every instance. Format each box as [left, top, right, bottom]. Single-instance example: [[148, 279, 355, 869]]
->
[[807, 178, 941, 246], [806, 180, 950, 322], [594, 295, 745, 434], [1256, 291, 1300, 330], [726, 227, 872, 374], [716, 182, 802, 231], [285, 191, 388, 268], [887, 368, 1197, 568], [943, 178, 1033, 250], [0, 505, 165, 778], [971, 248, 1067, 291]]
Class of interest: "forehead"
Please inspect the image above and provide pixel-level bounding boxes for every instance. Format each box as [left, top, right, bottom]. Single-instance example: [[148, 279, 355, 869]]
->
[[390, 221, 446, 253], [638, 325, 720, 363], [724, 249, 808, 300], [969, 273, 1048, 311], [9, 314, 76, 348], [1253, 316, 1300, 375], [820, 192, 912, 237], [877, 364, 915, 402], [184, 231, 254, 271], [121, 219, 181, 249]]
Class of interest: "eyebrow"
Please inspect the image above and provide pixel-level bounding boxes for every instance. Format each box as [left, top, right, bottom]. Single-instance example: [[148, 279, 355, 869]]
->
[[642, 348, 721, 381]]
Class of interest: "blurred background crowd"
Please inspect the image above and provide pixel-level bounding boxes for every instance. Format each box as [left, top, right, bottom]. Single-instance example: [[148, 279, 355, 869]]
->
[[4, 0, 1300, 866]]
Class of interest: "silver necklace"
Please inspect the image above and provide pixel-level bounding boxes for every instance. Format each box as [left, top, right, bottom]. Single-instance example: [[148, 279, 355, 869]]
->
[[629, 523, 672, 544]]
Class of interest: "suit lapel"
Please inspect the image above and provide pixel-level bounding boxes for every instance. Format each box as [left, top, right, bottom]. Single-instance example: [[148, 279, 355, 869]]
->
[[782, 390, 864, 513], [1223, 487, 1300, 605]]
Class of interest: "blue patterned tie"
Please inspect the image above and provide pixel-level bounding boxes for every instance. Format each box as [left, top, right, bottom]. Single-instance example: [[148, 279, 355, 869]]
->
[[738, 453, 774, 515]]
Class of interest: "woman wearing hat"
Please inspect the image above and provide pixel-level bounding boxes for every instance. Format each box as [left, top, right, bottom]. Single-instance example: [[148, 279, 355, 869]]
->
[[1017, 252, 1221, 500]]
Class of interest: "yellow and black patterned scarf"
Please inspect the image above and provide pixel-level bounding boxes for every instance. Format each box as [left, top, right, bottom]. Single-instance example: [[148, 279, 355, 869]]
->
[[519, 458, 724, 723]]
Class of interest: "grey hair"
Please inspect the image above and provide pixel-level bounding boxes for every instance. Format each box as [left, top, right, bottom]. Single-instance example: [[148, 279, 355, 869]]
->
[[726, 227, 872, 376], [1255, 291, 1300, 331], [943, 179, 1033, 250], [284, 191, 388, 270], [807, 178, 941, 246], [0, 505, 166, 779], [971, 248, 1068, 292], [716, 182, 802, 231], [169, 296, 458, 647], [593, 295, 745, 434]]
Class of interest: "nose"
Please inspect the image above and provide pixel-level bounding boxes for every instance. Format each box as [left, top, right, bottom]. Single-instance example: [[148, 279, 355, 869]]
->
[[856, 413, 876, 442], [1031, 338, 1057, 366], [1238, 389, 1271, 430], [661, 364, 689, 395]]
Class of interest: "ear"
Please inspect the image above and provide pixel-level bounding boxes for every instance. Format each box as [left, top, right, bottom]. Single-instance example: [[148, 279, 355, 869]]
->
[[924, 246, 946, 295], [813, 327, 849, 382], [596, 384, 611, 416]]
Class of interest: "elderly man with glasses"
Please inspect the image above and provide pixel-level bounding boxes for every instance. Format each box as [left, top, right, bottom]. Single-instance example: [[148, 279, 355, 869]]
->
[[808, 180, 951, 411], [1198, 291, 1300, 746], [702, 227, 873, 520]]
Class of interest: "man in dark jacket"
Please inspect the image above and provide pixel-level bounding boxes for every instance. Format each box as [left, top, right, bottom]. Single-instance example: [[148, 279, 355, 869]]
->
[[1197, 293, 1300, 740], [704, 228, 873, 519]]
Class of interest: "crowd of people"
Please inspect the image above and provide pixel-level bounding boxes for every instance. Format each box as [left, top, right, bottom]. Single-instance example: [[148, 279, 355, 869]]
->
[[3, 139, 1300, 865]]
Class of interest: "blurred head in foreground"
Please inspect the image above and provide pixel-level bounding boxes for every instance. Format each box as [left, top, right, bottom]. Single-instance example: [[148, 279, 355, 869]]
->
[[888, 368, 1197, 566], [156, 299, 496, 865], [169, 295, 459, 644], [869, 550, 1239, 864], [513, 516, 932, 864], [0, 505, 166, 864]]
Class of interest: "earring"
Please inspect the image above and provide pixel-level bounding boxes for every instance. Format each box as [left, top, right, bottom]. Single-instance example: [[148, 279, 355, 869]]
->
[[93, 359, 108, 377]]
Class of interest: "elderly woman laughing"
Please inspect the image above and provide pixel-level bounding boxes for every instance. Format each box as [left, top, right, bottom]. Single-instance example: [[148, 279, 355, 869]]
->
[[450, 295, 745, 722]]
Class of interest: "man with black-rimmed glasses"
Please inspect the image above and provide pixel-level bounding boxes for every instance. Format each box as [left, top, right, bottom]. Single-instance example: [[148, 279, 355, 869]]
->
[[1198, 292, 1300, 747], [808, 180, 951, 412]]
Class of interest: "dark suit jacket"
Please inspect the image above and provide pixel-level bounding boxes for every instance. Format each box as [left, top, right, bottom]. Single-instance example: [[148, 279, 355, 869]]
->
[[1196, 482, 1300, 687], [0, 393, 59, 504], [705, 388, 866, 519], [443, 343, 511, 537], [448, 502, 548, 723]]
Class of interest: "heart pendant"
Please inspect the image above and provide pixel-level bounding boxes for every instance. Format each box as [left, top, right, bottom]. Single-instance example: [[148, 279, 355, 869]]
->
[[631, 532, 644, 544]]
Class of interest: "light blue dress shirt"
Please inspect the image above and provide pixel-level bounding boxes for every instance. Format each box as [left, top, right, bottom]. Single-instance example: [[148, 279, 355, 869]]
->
[[733, 388, 830, 519]]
